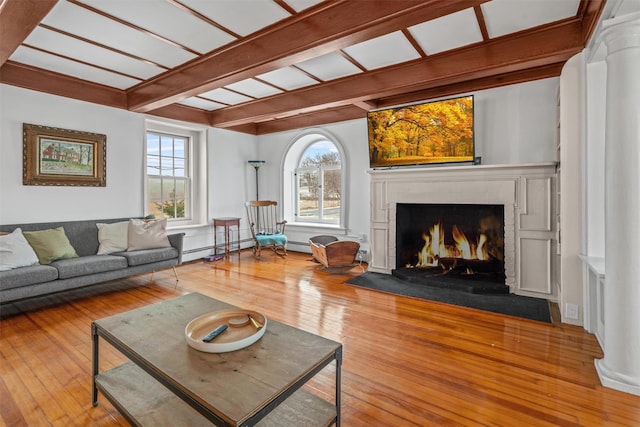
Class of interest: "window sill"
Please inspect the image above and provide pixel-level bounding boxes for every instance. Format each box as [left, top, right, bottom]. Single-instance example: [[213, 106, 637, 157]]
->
[[167, 222, 210, 232], [286, 222, 347, 235]]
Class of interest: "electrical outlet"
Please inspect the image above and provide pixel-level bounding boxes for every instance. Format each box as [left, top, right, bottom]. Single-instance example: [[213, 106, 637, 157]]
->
[[565, 303, 579, 320], [355, 249, 368, 262]]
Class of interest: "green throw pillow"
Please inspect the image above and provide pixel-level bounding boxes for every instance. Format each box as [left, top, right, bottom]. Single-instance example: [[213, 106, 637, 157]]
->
[[23, 227, 79, 265]]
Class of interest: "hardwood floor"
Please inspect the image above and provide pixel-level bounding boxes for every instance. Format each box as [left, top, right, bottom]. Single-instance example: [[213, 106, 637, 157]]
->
[[1, 250, 639, 426]]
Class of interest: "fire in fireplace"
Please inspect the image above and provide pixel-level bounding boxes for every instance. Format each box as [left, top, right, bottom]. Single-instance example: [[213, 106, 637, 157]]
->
[[394, 203, 507, 293]]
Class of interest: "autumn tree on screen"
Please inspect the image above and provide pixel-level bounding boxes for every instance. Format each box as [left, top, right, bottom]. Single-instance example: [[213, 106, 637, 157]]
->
[[368, 97, 473, 166]]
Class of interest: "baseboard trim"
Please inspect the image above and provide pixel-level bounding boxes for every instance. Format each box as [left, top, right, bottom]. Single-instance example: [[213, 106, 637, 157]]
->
[[595, 358, 640, 396]]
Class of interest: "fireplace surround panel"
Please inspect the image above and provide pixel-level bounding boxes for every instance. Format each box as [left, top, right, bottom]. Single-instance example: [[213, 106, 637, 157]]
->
[[368, 163, 558, 299]]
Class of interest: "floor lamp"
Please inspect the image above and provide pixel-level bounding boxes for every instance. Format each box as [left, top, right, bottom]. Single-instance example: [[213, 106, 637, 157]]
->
[[247, 160, 265, 200], [248, 160, 265, 233]]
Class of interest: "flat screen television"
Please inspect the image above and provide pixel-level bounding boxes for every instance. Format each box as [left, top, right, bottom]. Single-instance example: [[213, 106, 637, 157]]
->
[[367, 95, 474, 168]]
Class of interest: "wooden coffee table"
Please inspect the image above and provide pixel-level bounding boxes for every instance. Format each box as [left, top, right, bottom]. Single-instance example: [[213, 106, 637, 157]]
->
[[91, 292, 342, 426]]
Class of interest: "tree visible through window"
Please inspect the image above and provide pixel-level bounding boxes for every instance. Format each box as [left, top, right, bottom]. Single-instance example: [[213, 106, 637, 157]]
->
[[146, 132, 190, 220], [296, 141, 341, 223]]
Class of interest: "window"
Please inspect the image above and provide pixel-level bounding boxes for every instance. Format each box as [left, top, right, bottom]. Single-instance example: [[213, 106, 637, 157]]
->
[[146, 132, 189, 220], [296, 142, 341, 223], [283, 131, 346, 228], [145, 119, 207, 227]]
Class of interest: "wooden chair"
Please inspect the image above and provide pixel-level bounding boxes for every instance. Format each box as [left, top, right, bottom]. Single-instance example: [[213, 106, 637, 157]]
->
[[245, 201, 287, 258], [309, 235, 360, 269]]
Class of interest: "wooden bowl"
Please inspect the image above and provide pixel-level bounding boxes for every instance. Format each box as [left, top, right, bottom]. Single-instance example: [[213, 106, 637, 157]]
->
[[185, 309, 267, 353]]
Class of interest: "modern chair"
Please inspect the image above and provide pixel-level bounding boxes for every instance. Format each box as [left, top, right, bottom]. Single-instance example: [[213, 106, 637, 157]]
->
[[309, 235, 360, 269], [245, 201, 287, 258]]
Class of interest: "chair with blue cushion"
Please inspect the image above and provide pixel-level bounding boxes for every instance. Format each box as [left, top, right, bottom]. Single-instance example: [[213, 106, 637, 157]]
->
[[245, 200, 287, 258]]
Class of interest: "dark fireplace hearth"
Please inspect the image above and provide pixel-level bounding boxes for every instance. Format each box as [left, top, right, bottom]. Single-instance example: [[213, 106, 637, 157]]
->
[[394, 203, 507, 294]]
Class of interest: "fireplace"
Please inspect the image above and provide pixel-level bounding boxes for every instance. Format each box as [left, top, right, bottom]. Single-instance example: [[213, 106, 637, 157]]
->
[[368, 163, 558, 298], [393, 203, 507, 293]]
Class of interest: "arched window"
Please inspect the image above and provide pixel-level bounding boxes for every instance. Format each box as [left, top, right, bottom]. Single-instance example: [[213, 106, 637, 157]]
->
[[283, 131, 345, 227], [296, 141, 341, 223]]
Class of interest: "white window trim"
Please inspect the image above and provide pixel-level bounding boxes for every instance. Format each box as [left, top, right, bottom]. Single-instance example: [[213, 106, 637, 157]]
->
[[144, 118, 208, 228], [282, 128, 348, 230]]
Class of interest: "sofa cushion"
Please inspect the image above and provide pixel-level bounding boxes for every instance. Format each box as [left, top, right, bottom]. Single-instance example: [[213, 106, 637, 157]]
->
[[96, 221, 129, 254], [52, 255, 128, 279], [127, 219, 171, 251], [115, 247, 178, 267], [0, 228, 40, 271], [0, 265, 59, 290], [23, 227, 79, 264]]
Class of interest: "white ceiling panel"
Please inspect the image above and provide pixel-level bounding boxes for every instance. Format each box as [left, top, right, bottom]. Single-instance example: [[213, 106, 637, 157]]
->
[[179, 97, 226, 110], [41, 1, 196, 68], [343, 31, 420, 70], [257, 67, 319, 90], [481, 0, 580, 38], [10, 46, 140, 89], [22, 27, 165, 79], [199, 88, 254, 105], [409, 8, 483, 55], [80, 0, 237, 54], [225, 79, 283, 98], [179, 0, 290, 36], [615, 0, 640, 17], [295, 52, 362, 81], [283, 0, 326, 12]]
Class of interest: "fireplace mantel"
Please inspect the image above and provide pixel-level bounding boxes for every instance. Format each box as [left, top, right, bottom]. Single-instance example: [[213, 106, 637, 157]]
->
[[368, 162, 558, 299]]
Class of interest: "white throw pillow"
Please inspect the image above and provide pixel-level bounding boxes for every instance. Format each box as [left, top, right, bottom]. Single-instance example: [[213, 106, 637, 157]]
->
[[127, 218, 171, 251], [0, 228, 40, 271], [96, 221, 129, 254]]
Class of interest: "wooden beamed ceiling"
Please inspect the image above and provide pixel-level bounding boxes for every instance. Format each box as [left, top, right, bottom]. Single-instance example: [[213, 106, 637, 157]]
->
[[0, 0, 606, 135]]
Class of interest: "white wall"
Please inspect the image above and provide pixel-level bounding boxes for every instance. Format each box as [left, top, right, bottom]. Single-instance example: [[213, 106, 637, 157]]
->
[[1, 77, 560, 260], [559, 53, 586, 326], [209, 127, 256, 217], [255, 120, 371, 252], [0, 85, 258, 262], [475, 78, 559, 164], [253, 78, 560, 253], [0, 85, 145, 224], [204, 128, 257, 259], [585, 61, 607, 257]]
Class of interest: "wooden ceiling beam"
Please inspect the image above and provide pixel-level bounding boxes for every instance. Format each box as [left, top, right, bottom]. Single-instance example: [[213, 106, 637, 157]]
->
[[0, 1, 604, 136], [209, 20, 585, 128], [353, 101, 378, 111], [0, 61, 127, 108], [253, 105, 366, 135], [0, 0, 58, 65], [146, 104, 212, 127], [126, 0, 489, 113], [374, 62, 565, 110], [580, 0, 607, 42], [221, 64, 564, 135]]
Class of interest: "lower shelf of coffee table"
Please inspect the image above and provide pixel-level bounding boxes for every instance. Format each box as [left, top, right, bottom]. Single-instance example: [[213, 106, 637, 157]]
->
[[95, 362, 337, 427]]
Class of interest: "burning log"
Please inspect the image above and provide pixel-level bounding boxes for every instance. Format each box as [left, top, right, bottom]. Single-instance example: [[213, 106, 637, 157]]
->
[[418, 257, 503, 274]]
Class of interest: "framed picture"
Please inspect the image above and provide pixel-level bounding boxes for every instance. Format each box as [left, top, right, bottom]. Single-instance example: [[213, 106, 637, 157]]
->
[[23, 123, 106, 187]]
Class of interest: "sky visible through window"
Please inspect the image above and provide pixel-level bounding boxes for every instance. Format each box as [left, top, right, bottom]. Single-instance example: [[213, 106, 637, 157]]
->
[[301, 140, 339, 164], [147, 133, 186, 177]]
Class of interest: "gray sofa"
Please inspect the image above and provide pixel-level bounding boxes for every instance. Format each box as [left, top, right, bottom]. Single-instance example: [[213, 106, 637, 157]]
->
[[0, 218, 184, 304]]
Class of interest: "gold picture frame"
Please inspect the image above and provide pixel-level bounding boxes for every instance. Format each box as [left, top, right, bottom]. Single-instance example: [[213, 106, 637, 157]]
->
[[23, 123, 106, 187]]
